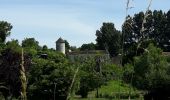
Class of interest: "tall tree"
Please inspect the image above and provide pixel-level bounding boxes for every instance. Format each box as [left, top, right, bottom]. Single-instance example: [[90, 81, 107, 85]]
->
[[152, 10, 167, 50], [122, 15, 136, 63], [165, 10, 170, 51], [122, 10, 170, 63], [0, 21, 12, 43], [96, 23, 121, 57]]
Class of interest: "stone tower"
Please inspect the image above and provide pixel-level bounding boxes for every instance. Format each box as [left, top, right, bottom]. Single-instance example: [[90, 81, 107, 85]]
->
[[56, 37, 65, 54]]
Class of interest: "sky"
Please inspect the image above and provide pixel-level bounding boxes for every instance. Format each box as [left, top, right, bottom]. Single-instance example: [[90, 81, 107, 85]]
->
[[0, 0, 170, 48]]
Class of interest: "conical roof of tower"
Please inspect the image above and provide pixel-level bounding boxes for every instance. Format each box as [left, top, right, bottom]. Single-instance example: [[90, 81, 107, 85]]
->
[[56, 37, 65, 43]]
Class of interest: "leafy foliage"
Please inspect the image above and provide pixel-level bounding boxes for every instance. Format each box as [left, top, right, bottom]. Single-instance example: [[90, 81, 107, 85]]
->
[[122, 10, 170, 64], [22, 38, 40, 50], [76, 57, 120, 98], [0, 40, 31, 99], [27, 52, 75, 100], [80, 43, 96, 51], [0, 21, 12, 43], [132, 44, 170, 99], [133, 44, 169, 89], [96, 23, 121, 57]]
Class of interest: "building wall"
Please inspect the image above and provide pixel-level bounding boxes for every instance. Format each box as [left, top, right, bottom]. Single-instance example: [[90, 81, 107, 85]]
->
[[68, 53, 121, 65], [68, 54, 110, 62], [56, 42, 65, 54]]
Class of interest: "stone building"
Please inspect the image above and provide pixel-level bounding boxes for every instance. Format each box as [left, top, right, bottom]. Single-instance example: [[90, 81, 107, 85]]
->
[[68, 50, 109, 61], [55, 37, 121, 65], [56, 37, 65, 54]]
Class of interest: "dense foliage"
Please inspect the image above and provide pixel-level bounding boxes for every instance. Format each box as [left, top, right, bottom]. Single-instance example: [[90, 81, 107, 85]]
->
[[122, 10, 170, 64], [0, 40, 31, 100], [96, 23, 121, 57], [0, 21, 12, 43], [80, 42, 96, 51], [1, 9, 170, 100], [133, 44, 170, 99], [28, 57, 75, 100]]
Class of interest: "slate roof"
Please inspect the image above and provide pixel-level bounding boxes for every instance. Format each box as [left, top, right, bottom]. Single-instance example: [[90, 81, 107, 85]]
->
[[56, 37, 65, 43]]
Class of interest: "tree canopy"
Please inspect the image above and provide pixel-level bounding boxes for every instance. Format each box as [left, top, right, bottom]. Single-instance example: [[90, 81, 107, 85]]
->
[[80, 42, 96, 51], [132, 44, 170, 99], [0, 21, 12, 43], [122, 10, 170, 63], [22, 38, 40, 50], [96, 23, 121, 57]]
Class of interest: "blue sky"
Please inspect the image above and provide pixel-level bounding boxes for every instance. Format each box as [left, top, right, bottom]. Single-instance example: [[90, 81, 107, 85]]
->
[[0, 0, 170, 48]]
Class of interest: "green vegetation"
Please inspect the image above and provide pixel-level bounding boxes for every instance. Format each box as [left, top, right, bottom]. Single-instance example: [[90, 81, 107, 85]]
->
[[122, 10, 170, 64], [71, 80, 142, 100], [80, 43, 96, 51], [98, 80, 139, 98], [0, 21, 12, 43], [1, 8, 170, 100], [96, 23, 121, 57]]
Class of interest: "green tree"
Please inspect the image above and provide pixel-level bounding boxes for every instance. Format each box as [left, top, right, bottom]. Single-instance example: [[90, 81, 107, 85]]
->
[[165, 10, 170, 51], [27, 52, 75, 100], [42, 45, 48, 51], [77, 57, 104, 98], [0, 40, 31, 100], [21, 38, 40, 57], [0, 21, 12, 43], [6, 39, 20, 50], [80, 42, 96, 51], [22, 38, 40, 50], [152, 10, 167, 50], [132, 44, 170, 99], [76, 56, 117, 98], [122, 10, 168, 64], [96, 22, 121, 57], [65, 40, 70, 52]]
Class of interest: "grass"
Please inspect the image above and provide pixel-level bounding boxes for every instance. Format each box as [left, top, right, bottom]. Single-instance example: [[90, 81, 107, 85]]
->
[[72, 80, 143, 100], [97, 80, 142, 99], [98, 80, 138, 94]]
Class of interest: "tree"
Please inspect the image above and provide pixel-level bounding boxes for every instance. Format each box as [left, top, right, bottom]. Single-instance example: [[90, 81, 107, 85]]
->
[[0, 40, 31, 100], [152, 10, 167, 50], [96, 22, 121, 57], [22, 38, 40, 50], [76, 57, 105, 98], [80, 42, 96, 51], [27, 55, 75, 100], [65, 40, 70, 52], [165, 10, 170, 51], [122, 15, 137, 64], [122, 10, 169, 64], [76, 56, 117, 98], [132, 44, 170, 99], [42, 45, 48, 51], [21, 38, 40, 57], [0, 21, 12, 43], [6, 39, 20, 50]]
